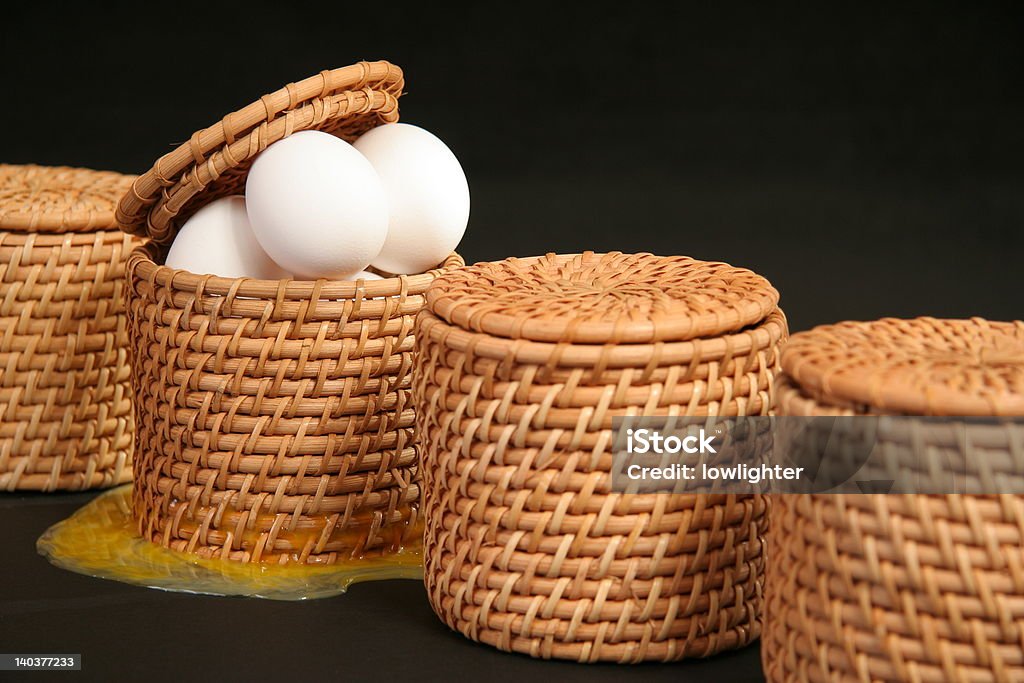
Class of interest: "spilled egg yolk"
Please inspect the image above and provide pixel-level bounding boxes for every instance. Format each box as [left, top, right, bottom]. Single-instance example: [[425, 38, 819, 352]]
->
[[37, 486, 423, 600]]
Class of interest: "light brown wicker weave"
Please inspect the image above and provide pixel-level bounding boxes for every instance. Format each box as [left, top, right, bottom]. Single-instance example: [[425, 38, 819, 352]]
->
[[0, 164, 138, 491], [764, 317, 1024, 683], [412, 251, 787, 662], [117, 61, 465, 564]]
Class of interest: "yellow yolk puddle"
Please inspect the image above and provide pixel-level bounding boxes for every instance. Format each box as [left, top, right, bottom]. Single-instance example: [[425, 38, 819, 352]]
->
[[37, 486, 423, 600]]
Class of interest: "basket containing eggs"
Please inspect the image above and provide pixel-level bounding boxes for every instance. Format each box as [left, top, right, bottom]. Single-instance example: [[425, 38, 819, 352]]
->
[[116, 61, 466, 564]]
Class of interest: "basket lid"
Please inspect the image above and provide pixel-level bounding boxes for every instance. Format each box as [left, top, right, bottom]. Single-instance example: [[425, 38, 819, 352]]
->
[[116, 61, 404, 246], [425, 251, 780, 343], [0, 164, 134, 233], [781, 317, 1024, 416]]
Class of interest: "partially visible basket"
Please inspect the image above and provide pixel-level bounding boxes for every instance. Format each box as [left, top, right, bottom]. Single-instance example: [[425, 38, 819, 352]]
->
[[117, 61, 465, 564], [0, 164, 138, 491], [764, 317, 1024, 683], [413, 252, 787, 662]]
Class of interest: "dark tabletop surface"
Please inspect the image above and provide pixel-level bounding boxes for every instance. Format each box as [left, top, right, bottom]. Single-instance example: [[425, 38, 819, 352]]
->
[[0, 492, 763, 682]]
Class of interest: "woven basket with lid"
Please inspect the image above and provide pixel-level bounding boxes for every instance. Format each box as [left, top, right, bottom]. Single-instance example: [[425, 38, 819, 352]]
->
[[0, 164, 139, 491], [117, 61, 464, 564], [412, 251, 787, 662], [763, 317, 1024, 683]]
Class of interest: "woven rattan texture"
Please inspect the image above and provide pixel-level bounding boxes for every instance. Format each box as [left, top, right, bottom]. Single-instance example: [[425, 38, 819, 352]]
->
[[773, 378, 1024, 495], [128, 243, 463, 564], [0, 164, 134, 233], [413, 254, 787, 662], [426, 252, 780, 344], [781, 317, 1024, 416], [0, 165, 139, 491], [121, 60, 469, 563], [764, 317, 1024, 683], [117, 61, 403, 246]]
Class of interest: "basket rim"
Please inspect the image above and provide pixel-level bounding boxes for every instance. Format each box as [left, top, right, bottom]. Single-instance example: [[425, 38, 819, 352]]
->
[[116, 60, 403, 245], [425, 251, 780, 345], [129, 243, 463, 299], [417, 305, 787, 367], [1, 164, 135, 234]]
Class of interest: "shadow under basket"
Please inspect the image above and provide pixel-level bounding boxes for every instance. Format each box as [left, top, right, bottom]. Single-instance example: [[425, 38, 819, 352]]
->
[[117, 60, 464, 564]]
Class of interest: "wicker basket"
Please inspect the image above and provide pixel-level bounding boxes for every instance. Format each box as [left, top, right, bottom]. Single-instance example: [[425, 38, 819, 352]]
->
[[116, 61, 464, 564], [412, 251, 787, 662], [0, 164, 139, 491], [763, 317, 1024, 683]]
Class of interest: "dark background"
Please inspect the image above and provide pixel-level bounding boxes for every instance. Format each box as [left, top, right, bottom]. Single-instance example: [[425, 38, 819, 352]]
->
[[3, 1, 1023, 332], [1, 2, 1022, 681]]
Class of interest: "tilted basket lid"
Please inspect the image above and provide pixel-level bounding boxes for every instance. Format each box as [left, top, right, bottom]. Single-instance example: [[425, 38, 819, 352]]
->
[[781, 317, 1024, 416], [0, 164, 134, 233], [116, 60, 403, 246], [425, 251, 780, 343]]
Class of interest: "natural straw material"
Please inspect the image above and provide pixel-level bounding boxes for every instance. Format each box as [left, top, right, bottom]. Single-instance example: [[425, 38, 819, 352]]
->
[[117, 61, 404, 245], [782, 317, 1024, 416], [0, 164, 138, 491], [764, 317, 1024, 683], [426, 253, 779, 343], [119, 61, 464, 564], [414, 252, 787, 662]]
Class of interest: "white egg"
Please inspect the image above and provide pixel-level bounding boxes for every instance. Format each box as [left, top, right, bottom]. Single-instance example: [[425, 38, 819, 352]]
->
[[353, 270, 384, 280], [164, 196, 288, 279], [354, 123, 469, 274], [245, 130, 389, 280]]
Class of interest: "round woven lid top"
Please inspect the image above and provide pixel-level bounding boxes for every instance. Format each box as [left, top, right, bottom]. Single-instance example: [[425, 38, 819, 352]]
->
[[782, 317, 1024, 416], [116, 61, 403, 246], [425, 252, 780, 343], [0, 164, 134, 233]]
